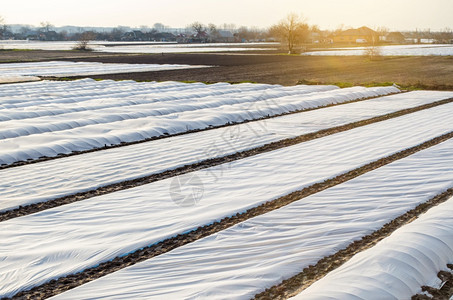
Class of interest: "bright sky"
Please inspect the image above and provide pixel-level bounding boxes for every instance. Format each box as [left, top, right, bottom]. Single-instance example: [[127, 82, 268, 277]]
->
[[2, 0, 452, 31]]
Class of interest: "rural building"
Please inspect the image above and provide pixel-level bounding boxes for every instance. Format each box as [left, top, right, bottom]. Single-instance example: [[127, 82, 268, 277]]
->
[[332, 26, 378, 44], [122, 30, 146, 41], [385, 32, 406, 43], [218, 30, 235, 42]]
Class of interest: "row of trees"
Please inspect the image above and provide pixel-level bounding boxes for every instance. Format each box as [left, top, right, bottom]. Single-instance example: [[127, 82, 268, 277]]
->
[[1, 14, 452, 53], [0, 14, 310, 53], [0, 17, 271, 43], [187, 21, 267, 43]]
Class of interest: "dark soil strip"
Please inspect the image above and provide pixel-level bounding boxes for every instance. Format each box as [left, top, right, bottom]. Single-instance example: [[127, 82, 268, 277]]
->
[[0, 91, 403, 171], [1, 97, 452, 224], [412, 264, 453, 300], [253, 188, 453, 300], [6, 132, 453, 299]]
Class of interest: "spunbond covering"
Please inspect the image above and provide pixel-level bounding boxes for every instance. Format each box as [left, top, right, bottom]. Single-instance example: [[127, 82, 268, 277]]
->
[[0, 102, 452, 297], [1, 90, 451, 212], [51, 136, 453, 299], [0, 61, 211, 77], [0, 75, 41, 83], [0, 79, 399, 165], [293, 195, 453, 300]]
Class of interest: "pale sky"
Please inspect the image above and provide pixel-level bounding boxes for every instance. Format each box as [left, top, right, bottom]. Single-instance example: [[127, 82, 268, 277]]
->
[[2, 0, 452, 31]]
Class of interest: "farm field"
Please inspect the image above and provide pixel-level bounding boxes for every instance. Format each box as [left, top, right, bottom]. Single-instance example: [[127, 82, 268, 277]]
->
[[304, 44, 453, 56], [1, 0, 452, 297], [0, 79, 399, 166], [0, 40, 277, 53], [294, 194, 453, 299], [3, 89, 452, 214], [0, 45, 452, 300], [0, 61, 210, 80], [0, 73, 452, 299], [50, 139, 453, 299], [1, 50, 453, 89]]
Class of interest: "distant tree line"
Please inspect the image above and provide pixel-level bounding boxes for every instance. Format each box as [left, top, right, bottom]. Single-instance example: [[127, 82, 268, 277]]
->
[[0, 15, 452, 53], [0, 19, 271, 43]]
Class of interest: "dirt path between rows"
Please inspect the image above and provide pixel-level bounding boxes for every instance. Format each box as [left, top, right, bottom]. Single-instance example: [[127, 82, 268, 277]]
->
[[412, 265, 453, 300], [1, 97, 451, 223], [7, 131, 453, 299]]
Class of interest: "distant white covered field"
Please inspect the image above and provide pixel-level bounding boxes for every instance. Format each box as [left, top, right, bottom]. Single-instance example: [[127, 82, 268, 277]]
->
[[0, 61, 210, 83], [0, 40, 277, 53], [2, 103, 452, 298], [303, 44, 453, 56]]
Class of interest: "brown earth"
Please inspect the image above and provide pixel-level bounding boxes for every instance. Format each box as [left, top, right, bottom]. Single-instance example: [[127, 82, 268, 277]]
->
[[66, 53, 453, 90], [1, 49, 453, 89]]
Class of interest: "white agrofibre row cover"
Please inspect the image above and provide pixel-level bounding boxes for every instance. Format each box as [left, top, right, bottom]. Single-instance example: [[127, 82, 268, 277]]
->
[[303, 44, 453, 56], [0, 40, 276, 53], [294, 195, 453, 300], [0, 75, 41, 84], [0, 61, 211, 77], [1, 103, 452, 297], [1, 91, 452, 212], [51, 138, 453, 300], [0, 79, 399, 165]]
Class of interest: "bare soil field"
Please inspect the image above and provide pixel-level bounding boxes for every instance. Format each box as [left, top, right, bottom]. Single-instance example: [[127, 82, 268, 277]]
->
[[68, 52, 453, 90], [1, 49, 452, 89]]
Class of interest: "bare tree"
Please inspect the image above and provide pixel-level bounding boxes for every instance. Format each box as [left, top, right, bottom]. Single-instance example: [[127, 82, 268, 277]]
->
[[40, 21, 53, 32], [191, 22, 205, 36], [435, 27, 453, 43], [0, 16, 11, 40], [237, 26, 251, 41], [269, 13, 310, 54], [364, 45, 382, 60], [19, 26, 31, 36], [153, 23, 166, 32], [109, 27, 125, 41], [334, 24, 345, 35], [221, 23, 237, 32], [364, 27, 385, 60], [208, 23, 219, 41], [0, 16, 4, 39], [73, 31, 96, 51], [140, 25, 150, 33], [376, 26, 389, 42]]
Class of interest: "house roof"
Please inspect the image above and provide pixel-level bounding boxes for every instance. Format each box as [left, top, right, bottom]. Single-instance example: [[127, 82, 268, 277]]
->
[[386, 32, 405, 38], [337, 26, 377, 36], [218, 30, 233, 38]]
